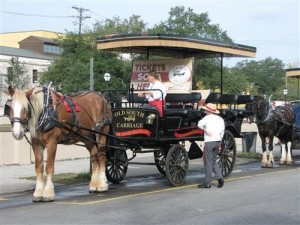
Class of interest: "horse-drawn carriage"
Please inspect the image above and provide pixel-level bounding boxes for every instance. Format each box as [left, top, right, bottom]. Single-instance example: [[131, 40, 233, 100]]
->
[[104, 88, 255, 186], [7, 34, 258, 202]]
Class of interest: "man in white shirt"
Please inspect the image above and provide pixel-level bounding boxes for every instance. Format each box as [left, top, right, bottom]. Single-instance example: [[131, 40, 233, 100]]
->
[[197, 103, 225, 188]]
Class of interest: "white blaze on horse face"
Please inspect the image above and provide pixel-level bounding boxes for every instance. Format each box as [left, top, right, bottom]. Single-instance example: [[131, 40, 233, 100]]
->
[[11, 100, 24, 140]]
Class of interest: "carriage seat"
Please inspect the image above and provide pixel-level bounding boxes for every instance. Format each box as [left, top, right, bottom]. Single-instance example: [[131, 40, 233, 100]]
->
[[127, 93, 148, 104], [205, 93, 221, 104], [165, 93, 202, 118]]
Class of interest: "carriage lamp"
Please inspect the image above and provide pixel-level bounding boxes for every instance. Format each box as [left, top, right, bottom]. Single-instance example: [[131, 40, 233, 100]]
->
[[283, 88, 288, 104], [104, 73, 111, 82]]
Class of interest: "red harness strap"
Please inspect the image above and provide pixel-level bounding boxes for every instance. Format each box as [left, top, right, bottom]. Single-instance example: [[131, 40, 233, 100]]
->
[[58, 96, 80, 113]]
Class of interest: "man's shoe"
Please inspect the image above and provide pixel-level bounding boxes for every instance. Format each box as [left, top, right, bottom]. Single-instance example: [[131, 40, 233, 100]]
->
[[198, 183, 211, 188], [217, 178, 224, 188]]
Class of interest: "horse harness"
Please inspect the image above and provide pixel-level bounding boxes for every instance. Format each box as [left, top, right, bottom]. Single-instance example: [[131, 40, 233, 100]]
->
[[255, 100, 294, 137], [16, 86, 111, 145]]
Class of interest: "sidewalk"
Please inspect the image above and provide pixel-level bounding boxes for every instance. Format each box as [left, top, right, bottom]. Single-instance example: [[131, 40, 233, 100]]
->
[[0, 157, 91, 195]]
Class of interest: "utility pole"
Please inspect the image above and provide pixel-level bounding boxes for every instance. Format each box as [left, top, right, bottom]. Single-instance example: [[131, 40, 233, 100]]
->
[[72, 6, 91, 35]]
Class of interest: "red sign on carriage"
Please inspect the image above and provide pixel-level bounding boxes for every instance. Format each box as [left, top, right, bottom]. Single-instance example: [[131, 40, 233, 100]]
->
[[130, 58, 194, 93]]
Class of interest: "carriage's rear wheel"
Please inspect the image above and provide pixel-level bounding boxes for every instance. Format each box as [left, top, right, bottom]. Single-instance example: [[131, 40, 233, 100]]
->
[[217, 130, 236, 177], [106, 149, 128, 184], [165, 144, 189, 186]]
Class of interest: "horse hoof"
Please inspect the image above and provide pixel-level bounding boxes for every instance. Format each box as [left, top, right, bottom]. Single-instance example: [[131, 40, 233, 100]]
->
[[261, 163, 267, 168], [32, 196, 43, 202], [287, 161, 292, 165], [42, 197, 55, 202], [89, 188, 97, 193], [96, 187, 108, 193]]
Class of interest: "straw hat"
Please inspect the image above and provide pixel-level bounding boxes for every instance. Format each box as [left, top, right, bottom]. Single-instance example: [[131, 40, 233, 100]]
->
[[202, 103, 220, 114]]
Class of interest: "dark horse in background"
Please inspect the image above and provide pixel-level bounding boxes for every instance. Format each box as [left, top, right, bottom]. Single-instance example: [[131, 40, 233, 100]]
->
[[8, 84, 111, 202], [248, 96, 294, 167]]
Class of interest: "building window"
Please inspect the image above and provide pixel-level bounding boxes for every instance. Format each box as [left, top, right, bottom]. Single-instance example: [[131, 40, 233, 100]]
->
[[33, 69, 38, 83], [43, 44, 62, 54]]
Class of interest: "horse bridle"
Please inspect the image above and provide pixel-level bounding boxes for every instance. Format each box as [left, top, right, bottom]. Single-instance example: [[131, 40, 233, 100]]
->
[[10, 100, 33, 131], [250, 98, 273, 124]]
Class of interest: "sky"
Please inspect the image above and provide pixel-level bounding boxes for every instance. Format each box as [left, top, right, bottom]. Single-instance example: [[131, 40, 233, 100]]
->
[[0, 0, 299, 67]]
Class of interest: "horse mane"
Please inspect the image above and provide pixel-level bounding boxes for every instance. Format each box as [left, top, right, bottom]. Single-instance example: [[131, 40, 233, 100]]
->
[[27, 87, 44, 138]]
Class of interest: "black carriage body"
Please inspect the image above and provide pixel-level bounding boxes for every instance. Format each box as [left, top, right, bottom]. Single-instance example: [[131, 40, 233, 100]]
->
[[109, 90, 205, 145]]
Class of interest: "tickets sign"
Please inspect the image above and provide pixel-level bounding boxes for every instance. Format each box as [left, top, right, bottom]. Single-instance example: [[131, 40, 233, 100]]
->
[[130, 58, 194, 93]]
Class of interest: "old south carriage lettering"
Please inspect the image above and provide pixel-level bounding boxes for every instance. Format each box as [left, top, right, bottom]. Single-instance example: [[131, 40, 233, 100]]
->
[[114, 110, 145, 129]]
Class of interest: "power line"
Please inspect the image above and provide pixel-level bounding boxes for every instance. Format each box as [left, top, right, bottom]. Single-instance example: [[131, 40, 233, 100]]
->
[[0, 10, 73, 18], [72, 6, 91, 35]]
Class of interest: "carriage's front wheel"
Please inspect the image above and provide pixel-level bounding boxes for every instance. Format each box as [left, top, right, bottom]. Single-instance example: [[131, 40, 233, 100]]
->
[[154, 144, 170, 175], [106, 149, 128, 184], [165, 144, 189, 186], [217, 130, 236, 177]]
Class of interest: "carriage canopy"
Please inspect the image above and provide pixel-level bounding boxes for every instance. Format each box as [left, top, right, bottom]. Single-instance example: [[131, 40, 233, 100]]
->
[[96, 33, 256, 59]]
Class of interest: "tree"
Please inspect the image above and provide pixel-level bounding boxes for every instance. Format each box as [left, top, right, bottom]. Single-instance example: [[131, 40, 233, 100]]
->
[[93, 15, 147, 36], [3, 57, 30, 89], [149, 6, 232, 42], [234, 57, 285, 97], [41, 32, 131, 94]]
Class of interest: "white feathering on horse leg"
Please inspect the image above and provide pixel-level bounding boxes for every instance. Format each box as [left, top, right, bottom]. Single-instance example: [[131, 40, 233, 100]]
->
[[33, 173, 44, 202], [89, 170, 99, 192], [96, 172, 108, 192], [42, 175, 55, 202], [280, 144, 287, 165], [261, 152, 268, 167], [286, 142, 292, 165], [267, 152, 274, 168]]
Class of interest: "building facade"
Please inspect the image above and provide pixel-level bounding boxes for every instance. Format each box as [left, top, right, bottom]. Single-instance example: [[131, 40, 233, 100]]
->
[[0, 31, 62, 106]]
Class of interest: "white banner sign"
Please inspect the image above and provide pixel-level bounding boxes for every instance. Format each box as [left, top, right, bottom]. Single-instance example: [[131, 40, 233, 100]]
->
[[130, 58, 194, 93]]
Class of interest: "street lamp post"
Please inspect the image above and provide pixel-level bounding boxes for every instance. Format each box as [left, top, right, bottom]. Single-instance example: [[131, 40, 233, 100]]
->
[[104, 72, 111, 82], [103, 72, 111, 91], [283, 88, 288, 104]]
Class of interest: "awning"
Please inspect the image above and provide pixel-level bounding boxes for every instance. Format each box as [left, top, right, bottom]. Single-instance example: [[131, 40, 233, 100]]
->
[[286, 68, 300, 77], [96, 33, 256, 58]]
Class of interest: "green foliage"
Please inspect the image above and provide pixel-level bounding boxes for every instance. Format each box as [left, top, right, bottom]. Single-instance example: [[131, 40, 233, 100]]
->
[[235, 57, 285, 98], [41, 32, 132, 94], [93, 15, 147, 36], [3, 57, 30, 89], [149, 6, 232, 42]]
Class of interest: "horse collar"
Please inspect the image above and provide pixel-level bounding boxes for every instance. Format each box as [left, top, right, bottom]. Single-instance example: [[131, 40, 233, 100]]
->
[[257, 103, 273, 124]]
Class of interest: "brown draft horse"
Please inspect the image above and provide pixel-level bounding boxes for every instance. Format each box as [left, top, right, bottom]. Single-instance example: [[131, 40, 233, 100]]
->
[[248, 96, 294, 167], [8, 85, 112, 202]]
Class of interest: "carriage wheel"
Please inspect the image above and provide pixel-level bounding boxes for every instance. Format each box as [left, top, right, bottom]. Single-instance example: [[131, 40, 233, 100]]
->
[[153, 145, 170, 175], [165, 144, 189, 186], [106, 149, 128, 184], [217, 130, 236, 177]]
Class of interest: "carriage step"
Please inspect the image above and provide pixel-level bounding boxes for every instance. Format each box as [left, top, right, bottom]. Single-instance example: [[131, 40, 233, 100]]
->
[[129, 162, 156, 166]]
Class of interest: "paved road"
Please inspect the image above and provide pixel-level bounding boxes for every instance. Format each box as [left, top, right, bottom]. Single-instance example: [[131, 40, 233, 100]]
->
[[0, 159, 299, 225]]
